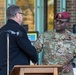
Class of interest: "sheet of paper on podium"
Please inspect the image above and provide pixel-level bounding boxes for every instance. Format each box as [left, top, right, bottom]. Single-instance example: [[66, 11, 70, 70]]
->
[[73, 68, 76, 75]]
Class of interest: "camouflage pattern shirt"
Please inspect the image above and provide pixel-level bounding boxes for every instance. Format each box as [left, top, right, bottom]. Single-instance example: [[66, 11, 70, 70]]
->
[[34, 29, 76, 75]]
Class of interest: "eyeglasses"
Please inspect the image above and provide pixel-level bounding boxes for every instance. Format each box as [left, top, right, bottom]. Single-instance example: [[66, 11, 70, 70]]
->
[[56, 19, 67, 24], [18, 12, 25, 15]]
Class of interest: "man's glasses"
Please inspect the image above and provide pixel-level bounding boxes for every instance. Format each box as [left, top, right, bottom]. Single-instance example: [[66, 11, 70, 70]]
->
[[18, 12, 25, 15], [56, 19, 67, 24]]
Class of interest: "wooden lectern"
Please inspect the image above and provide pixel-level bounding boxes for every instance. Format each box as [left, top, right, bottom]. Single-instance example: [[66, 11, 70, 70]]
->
[[11, 65, 62, 75]]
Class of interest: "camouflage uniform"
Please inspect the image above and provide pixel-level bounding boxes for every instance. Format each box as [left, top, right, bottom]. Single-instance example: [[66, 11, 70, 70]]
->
[[34, 29, 76, 75]]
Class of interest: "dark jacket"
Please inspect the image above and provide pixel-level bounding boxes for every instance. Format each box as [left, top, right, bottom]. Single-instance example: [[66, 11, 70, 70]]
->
[[0, 19, 38, 73]]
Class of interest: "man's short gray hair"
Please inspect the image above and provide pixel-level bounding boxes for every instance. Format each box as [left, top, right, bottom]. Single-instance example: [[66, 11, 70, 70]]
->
[[6, 5, 20, 19]]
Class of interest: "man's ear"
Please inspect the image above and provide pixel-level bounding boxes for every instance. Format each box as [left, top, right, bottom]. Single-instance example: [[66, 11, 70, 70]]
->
[[15, 13, 19, 19], [13, 13, 19, 23]]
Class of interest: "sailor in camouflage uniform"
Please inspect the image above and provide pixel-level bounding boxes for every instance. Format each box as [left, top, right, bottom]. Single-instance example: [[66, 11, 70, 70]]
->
[[34, 12, 76, 75]]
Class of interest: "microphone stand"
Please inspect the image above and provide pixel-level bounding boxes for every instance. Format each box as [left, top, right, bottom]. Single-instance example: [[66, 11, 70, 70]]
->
[[7, 33, 9, 75]]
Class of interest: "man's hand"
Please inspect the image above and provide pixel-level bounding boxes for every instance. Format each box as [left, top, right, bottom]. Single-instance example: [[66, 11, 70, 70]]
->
[[30, 61, 38, 65], [62, 63, 73, 73]]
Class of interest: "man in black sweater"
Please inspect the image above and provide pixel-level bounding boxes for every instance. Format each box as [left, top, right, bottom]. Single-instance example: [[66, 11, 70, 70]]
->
[[0, 5, 38, 75]]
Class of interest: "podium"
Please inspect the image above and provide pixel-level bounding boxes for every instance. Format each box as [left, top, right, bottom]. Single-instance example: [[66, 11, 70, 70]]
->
[[11, 65, 62, 75]]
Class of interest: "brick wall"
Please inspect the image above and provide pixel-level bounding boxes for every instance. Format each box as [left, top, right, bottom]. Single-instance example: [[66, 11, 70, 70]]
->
[[54, 0, 60, 14], [66, 0, 76, 32]]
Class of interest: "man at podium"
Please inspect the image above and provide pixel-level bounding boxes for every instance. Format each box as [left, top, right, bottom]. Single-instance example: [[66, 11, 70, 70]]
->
[[0, 5, 38, 75], [34, 11, 76, 75]]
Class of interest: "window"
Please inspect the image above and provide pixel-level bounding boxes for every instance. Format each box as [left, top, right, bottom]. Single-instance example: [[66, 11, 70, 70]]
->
[[16, 0, 34, 31]]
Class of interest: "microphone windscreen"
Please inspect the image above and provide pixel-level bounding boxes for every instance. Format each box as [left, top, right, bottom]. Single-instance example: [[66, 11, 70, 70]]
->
[[18, 31, 22, 37]]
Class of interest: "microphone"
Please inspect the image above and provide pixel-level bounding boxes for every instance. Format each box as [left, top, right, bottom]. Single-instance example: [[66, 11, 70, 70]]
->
[[1, 30, 22, 37], [6, 30, 22, 37]]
